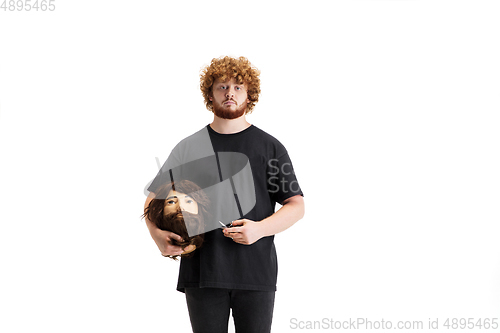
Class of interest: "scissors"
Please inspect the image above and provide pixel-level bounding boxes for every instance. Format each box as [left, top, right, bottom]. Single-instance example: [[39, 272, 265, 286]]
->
[[219, 221, 234, 229]]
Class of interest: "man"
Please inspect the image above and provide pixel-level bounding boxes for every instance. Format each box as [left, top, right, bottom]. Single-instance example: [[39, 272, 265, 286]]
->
[[144, 56, 305, 333]]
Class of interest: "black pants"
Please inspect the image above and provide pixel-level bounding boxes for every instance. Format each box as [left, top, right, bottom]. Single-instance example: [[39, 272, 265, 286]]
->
[[185, 287, 275, 333]]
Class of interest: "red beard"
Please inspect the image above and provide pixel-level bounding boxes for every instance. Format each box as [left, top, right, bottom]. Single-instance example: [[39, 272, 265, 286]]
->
[[213, 100, 247, 119]]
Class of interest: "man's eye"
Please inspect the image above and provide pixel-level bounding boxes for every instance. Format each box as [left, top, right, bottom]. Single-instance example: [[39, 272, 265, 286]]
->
[[166, 200, 176, 205]]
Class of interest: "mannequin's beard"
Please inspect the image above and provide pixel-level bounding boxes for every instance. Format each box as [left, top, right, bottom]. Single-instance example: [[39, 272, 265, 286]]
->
[[156, 210, 205, 258], [213, 100, 247, 119], [159, 210, 205, 240]]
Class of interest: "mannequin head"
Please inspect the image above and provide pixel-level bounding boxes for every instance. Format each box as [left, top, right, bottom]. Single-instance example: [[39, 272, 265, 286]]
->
[[143, 179, 210, 260]]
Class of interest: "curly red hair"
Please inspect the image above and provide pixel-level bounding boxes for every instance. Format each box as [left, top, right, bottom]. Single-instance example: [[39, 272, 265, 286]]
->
[[200, 56, 261, 114]]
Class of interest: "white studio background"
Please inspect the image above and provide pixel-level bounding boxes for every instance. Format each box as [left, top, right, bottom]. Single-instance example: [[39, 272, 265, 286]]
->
[[1, 1, 499, 332]]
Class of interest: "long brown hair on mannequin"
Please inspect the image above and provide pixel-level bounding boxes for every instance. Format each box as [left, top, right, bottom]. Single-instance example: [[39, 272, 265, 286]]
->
[[142, 180, 211, 260]]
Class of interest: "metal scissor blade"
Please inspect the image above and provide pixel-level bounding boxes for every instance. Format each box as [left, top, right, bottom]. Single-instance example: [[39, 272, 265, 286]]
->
[[219, 221, 234, 229]]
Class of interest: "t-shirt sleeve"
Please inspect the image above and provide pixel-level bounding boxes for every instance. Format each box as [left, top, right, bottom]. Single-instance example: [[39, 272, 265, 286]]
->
[[267, 152, 303, 205]]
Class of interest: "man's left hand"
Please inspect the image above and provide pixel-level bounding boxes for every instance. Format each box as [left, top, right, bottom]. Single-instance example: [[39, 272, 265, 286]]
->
[[222, 219, 263, 245]]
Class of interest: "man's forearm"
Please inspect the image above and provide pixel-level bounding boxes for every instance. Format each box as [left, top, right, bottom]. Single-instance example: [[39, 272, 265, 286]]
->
[[145, 215, 159, 236], [259, 195, 305, 237]]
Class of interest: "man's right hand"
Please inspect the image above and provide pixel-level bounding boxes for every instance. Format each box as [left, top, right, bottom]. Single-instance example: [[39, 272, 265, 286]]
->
[[150, 226, 186, 257]]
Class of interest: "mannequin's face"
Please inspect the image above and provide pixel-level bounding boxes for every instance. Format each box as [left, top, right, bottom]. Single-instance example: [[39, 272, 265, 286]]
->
[[164, 189, 199, 215]]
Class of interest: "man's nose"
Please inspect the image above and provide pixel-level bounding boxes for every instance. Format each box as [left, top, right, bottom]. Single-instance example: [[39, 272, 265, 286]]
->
[[225, 87, 234, 97]]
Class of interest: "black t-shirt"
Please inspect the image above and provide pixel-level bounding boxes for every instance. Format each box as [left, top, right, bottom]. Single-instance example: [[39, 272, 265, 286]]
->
[[147, 124, 303, 292]]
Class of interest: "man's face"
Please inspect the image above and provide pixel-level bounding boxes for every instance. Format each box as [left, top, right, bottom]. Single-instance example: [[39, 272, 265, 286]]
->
[[210, 77, 250, 119]]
